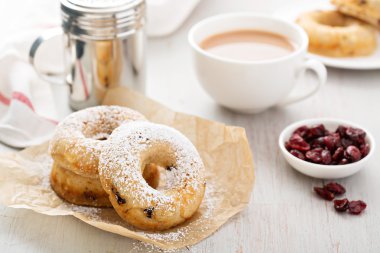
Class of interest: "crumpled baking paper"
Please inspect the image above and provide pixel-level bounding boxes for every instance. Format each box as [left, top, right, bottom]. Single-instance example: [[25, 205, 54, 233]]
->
[[0, 87, 255, 250]]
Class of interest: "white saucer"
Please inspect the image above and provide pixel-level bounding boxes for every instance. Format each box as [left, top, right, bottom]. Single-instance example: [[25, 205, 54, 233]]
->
[[274, 1, 380, 70]]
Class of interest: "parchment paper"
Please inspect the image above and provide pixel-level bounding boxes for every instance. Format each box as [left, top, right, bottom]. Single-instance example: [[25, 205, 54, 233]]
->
[[0, 87, 255, 250]]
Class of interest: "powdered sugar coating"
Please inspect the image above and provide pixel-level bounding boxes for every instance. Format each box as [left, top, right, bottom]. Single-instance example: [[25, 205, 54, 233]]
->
[[49, 106, 146, 177], [99, 121, 206, 230]]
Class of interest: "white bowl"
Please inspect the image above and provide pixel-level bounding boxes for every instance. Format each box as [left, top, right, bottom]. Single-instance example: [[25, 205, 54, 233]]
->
[[279, 118, 376, 179]]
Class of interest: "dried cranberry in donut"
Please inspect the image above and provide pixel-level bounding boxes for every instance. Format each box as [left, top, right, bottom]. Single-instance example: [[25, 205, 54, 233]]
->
[[286, 133, 310, 152], [289, 149, 306, 160], [344, 145, 362, 162], [144, 207, 154, 218]]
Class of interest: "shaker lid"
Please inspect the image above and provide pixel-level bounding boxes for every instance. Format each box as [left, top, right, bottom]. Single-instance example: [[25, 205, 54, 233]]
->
[[61, 0, 145, 40], [61, 0, 143, 13]]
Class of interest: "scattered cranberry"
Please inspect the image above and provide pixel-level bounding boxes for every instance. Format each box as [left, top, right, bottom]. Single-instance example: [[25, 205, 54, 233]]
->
[[314, 187, 334, 201], [313, 182, 367, 215], [348, 200, 367, 215], [290, 149, 305, 160], [285, 124, 369, 165], [334, 198, 349, 212], [324, 182, 346, 195]]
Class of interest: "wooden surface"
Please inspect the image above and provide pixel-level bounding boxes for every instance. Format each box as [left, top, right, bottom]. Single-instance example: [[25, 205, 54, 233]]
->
[[1, 0, 380, 252]]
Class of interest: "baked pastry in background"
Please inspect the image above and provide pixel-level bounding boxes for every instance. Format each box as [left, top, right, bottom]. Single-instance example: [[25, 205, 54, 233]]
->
[[296, 10, 377, 57], [331, 0, 380, 28]]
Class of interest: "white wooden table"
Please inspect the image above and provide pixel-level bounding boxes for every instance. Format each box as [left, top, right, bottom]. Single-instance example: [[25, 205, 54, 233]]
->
[[1, 0, 380, 252]]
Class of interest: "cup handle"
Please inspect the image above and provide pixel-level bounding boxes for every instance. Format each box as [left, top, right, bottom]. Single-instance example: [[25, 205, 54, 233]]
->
[[276, 59, 327, 107], [29, 27, 65, 85]]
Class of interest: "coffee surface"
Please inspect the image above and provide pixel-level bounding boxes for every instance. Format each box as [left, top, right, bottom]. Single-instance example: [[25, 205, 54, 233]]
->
[[200, 30, 295, 61]]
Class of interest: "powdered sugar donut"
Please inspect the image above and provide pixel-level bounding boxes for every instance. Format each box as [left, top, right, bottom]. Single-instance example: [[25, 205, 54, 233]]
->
[[50, 162, 112, 207], [49, 106, 146, 207], [49, 105, 146, 178], [99, 121, 206, 231]]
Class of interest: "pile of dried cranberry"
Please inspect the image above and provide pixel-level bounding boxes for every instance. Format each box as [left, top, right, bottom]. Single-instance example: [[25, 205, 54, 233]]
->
[[285, 124, 369, 165], [314, 182, 367, 215]]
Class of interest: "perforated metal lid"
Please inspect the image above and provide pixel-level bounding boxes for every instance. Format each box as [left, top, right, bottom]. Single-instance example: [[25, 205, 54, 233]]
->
[[61, 0, 145, 40]]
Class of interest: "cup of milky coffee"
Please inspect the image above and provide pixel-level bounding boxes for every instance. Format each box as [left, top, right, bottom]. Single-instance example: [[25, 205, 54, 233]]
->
[[188, 13, 327, 113]]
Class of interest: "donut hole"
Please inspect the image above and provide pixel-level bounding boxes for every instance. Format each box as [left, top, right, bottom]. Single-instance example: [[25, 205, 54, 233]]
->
[[82, 121, 120, 141], [142, 163, 161, 189], [140, 144, 180, 191], [142, 163, 178, 191], [316, 12, 348, 27]]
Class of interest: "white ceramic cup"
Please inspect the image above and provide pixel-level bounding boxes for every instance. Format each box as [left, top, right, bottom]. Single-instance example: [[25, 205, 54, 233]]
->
[[188, 13, 327, 113]]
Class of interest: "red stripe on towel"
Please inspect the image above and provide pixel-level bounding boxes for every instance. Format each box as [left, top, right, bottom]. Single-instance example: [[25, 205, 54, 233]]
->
[[0, 92, 11, 105], [12, 92, 35, 111]]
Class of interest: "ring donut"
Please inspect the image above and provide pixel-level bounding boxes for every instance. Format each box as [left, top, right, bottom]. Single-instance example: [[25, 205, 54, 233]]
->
[[49, 105, 146, 207], [98, 121, 206, 231], [50, 162, 112, 207], [296, 10, 377, 57], [49, 105, 146, 178]]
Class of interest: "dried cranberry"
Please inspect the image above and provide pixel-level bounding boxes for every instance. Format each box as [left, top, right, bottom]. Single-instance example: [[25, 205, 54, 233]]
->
[[346, 127, 366, 144], [306, 148, 323, 164], [348, 200, 367, 215], [344, 145, 362, 162], [290, 149, 305, 160], [360, 143, 370, 157], [334, 198, 349, 212], [341, 138, 353, 148], [144, 207, 155, 218], [332, 147, 344, 162], [324, 182, 346, 195], [293, 125, 309, 138], [306, 124, 326, 140], [323, 133, 340, 151], [314, 187, 335, 200], [310, 137, 325, 149], [286, 133, 310, 152], [336, 125, 347, 138], [321, 150, 332, 165]]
